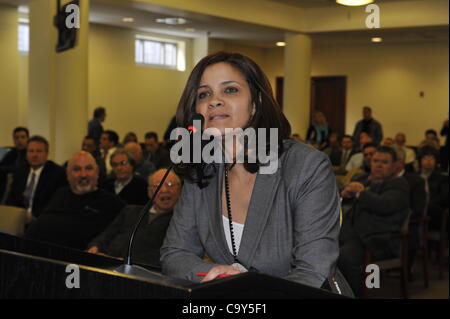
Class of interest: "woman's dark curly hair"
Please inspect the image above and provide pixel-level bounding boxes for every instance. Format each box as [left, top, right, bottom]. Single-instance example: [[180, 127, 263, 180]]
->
[[173, 51, 291, 187]]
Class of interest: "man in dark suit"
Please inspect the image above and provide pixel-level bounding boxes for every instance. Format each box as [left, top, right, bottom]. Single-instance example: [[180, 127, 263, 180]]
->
[[6, 135, 67, 222], [143, 132, 171, 169], [103, 149, 148, 205], [0, 127, 29, 203], [87, 169, 181, 267], [338, 146, 410, 296]]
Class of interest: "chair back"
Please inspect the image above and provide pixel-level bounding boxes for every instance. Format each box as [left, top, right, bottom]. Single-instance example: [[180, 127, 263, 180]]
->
[[0, 205, 27, 236]]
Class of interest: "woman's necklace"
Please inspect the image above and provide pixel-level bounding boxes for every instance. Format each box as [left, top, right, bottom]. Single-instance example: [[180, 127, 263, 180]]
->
[[224, 163, 238, 262]]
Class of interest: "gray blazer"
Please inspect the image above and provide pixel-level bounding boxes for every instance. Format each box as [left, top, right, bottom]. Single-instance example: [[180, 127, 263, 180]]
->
[[160, 139, 341, 288]]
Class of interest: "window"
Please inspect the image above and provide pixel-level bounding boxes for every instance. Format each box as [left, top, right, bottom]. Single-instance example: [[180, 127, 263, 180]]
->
[[18, 23, 29, 53], [135, 35, 185, 71]]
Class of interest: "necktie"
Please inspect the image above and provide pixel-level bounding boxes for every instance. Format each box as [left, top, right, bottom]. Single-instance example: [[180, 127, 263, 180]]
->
[[341, 150, 349, 168], [23, 172, 36, 209]]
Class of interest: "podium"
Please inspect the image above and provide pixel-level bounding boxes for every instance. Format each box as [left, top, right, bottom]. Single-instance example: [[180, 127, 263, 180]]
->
[[0, 233, 346, 299]]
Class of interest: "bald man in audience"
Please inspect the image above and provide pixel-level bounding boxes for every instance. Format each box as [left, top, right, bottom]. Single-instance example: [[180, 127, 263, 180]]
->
[[87, 169, 181, 267], [24, 151, 126, 250], [124, 142, 156, 181]]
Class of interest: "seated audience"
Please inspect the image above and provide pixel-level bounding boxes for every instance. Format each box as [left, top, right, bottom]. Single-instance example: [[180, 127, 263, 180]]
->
[[122, 132, 138, 145], [341, 143, 377, 187], [100, 130, 119, 174], [329, 134, 356, 173], [394, 132, 416, 172], [124, 142, 156, 181], [0, 127, 29, 203], [6, 136, 67, 222], [103, 149, 149, 205], [87, 169, 181, 266], [143, 132, 171, 169], [418, 146, 449, 231], [392, 145, 427, 275], [338, 146, 410, 297], [24, 151, 126, 250], [382, 137, 394, 146], [345, 132, 374, 172]]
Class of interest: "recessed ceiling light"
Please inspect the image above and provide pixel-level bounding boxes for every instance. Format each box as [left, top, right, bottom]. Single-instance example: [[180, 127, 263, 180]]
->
[[276, 42, 286, 47], [155, 17, 187, 25], [122, 17, 134, 23], [371, 37, 382, 43], [336, 0, 374, 6]]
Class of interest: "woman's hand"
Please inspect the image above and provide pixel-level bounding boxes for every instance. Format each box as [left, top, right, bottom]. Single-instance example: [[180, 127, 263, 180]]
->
[[200, 265, 241, 283], [86, 246, 99, 254]]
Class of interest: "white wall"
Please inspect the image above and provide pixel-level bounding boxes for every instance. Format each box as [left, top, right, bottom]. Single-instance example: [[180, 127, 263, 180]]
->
[[88, 24, 193, 143], [311, 41, 449, 146], [0, 5, 19, 146]]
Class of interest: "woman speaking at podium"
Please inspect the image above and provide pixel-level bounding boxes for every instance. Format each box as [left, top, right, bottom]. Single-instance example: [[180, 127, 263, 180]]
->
[[160, 52, 341, 289]]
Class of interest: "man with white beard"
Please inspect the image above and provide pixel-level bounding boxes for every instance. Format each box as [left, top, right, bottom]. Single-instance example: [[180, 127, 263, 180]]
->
[[24, 151, 126, 250]]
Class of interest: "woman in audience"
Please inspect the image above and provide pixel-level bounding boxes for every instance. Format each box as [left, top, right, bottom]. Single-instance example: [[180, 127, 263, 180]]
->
[[122, 132, 138, 145], [306, 111, 332, 150], [418, 146, 449, 231], [161, 52, 342, 291]]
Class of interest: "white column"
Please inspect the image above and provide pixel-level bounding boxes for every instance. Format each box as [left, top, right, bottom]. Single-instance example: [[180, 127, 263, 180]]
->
[[283, 33, 312, 138]]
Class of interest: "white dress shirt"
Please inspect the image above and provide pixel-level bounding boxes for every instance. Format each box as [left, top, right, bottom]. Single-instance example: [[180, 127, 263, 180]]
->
[[26, 165, 44, 212]]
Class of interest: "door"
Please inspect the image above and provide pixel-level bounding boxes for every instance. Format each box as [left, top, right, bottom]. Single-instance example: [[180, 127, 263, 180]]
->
[[310, 76, 347, 138]]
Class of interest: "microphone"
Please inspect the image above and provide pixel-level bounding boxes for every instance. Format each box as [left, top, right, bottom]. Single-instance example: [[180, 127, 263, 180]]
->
[[114, 113, 204, 278], [188, 113, 204, 134]]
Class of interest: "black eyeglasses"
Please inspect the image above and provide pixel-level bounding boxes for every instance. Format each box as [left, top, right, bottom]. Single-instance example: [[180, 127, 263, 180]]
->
[[111, 160, 129, 168]]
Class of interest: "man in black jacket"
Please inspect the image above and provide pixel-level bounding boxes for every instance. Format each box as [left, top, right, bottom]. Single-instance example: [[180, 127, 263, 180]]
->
[[338, 146, 410, 296], [103, 149, 149, 205], [0, 127, 29, 203], [6, 135, 67, 221], [87, 169, 181, 267], [24, 151, 126, 250]]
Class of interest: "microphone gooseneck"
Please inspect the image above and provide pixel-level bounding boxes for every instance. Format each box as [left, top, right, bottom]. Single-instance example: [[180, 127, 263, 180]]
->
[[124, 113, 204, 266]]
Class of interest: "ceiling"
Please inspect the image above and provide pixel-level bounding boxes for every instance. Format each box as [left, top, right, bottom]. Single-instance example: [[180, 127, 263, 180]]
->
[[269, 0, 426, 9], [0, 0, 447, 47]]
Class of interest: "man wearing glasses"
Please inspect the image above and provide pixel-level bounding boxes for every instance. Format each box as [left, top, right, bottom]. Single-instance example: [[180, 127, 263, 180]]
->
[[87, 169, 181, 267], [103, 149, 149, 205]]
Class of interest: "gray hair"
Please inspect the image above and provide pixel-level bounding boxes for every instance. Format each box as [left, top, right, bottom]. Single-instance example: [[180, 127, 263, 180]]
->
[[392, 145, 406, 163], [110, 148, 136, 169]]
